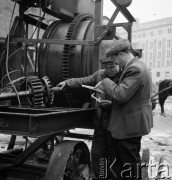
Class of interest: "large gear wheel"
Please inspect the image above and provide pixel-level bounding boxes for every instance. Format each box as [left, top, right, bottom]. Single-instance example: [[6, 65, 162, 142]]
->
[[62, 14, 93, 107], [41, 76, 54, 107], [62, 14, 93, 80], [26, 76, 44, 107]]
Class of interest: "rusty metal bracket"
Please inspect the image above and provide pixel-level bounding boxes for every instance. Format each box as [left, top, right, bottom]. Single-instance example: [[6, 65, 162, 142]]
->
[[94, 8, 120, 45]]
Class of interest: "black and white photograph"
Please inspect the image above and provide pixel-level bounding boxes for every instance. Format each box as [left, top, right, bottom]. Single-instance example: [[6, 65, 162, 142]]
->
[[0, 0, 172, 179]]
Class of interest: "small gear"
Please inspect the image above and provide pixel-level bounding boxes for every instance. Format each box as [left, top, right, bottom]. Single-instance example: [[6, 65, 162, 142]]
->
[[41, 76, 54, 107], [26, 76, 44, 107]]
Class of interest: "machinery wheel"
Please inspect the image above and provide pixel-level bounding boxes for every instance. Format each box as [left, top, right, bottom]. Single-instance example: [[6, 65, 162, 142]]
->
[[41, 76, 54, 107], [45, 140, 90, 180], [26, 76, 44, 107]]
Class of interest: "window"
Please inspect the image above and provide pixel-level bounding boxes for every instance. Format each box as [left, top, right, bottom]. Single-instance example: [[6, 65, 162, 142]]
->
[[156, 72, 160, 77], [142, 33, 145, 38], [142, 43, 145, 49], [149, 52, 153, 60], [165, 71, 170, 78], [150, 31, 154, 36], [158, 30, 162, 35], [168, 28, 172, 33], [145, 51, 148, 59], [158, 41, 161, 48], [167, 40, 171, 47], [157, 61, 161, 67], [149, 61, 152, 68], [167, 50, 171, 57], [158, 51, 161, 58], [150, 42, 153, 49], [166, 61, 170, 66]]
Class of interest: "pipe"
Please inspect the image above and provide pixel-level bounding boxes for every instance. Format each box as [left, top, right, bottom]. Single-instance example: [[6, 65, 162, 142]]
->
[[0, 91, 31, 101]]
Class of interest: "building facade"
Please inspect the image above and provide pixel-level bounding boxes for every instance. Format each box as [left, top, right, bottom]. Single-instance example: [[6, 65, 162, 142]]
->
[[118, 17, 172, 84]]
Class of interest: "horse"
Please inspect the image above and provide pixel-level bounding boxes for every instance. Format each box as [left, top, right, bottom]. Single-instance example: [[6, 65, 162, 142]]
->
[[158, 79, 172, 116]]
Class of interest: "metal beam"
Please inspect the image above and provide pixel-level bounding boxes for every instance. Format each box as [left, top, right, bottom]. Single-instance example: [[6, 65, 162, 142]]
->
[[95, 8, 120, 42], [10, 38, 95, 46], [93, 0, 103, 72], [42, 7, 74, 22], [22, 14, 48, 30]]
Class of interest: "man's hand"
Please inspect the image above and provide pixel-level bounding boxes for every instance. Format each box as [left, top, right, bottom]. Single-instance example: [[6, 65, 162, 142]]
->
[[98, 100, 112, 109], [56, 81, 67, 90]]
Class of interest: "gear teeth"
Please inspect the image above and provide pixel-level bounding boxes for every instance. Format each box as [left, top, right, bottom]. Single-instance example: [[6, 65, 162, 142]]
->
[[60, 14, 93, 107], [41, 76, 54, 107], [26, 76, 44, 107], [62, 14, 93, 80]]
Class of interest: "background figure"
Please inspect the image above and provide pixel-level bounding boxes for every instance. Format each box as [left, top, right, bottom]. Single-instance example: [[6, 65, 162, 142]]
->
[[57, 57, 122, 179], [96, 38, 153, 180]]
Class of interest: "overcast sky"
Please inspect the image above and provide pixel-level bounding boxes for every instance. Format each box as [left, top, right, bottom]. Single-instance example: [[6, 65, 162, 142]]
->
[[103, 0, 172, 23]]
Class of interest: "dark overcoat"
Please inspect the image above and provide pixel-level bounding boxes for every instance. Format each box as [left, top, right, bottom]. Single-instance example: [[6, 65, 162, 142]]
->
[[101, 57, 153, 139]]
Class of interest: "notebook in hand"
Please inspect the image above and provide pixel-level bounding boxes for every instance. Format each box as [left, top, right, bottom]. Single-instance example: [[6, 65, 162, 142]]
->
[[82, 85, 104, 93]]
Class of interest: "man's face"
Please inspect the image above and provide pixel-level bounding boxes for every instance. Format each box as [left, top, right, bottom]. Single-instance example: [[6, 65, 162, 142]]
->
[[103, 62, 119, 77], [111, 53, 125, 68]]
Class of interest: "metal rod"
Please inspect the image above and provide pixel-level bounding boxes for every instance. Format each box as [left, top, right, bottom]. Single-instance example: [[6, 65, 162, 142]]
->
[[151, 86, 172, 99], [10, 38, 95, 46], [0, 91, 31, 100], [0, 86, 62, 101]]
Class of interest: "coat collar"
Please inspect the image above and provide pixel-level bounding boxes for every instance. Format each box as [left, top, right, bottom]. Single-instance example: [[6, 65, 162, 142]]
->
[[124, 56, 139, 70], [122, 56, 139, 73], [119, 56, 139, 81]]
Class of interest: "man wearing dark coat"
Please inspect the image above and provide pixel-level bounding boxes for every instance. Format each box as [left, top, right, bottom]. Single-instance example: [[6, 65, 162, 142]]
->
[[57, 58, 122, 179], [95, 38, 153, 180]]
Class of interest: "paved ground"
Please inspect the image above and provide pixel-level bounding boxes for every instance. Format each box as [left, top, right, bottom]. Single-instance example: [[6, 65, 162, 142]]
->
[[141, 98, 172, 179]]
